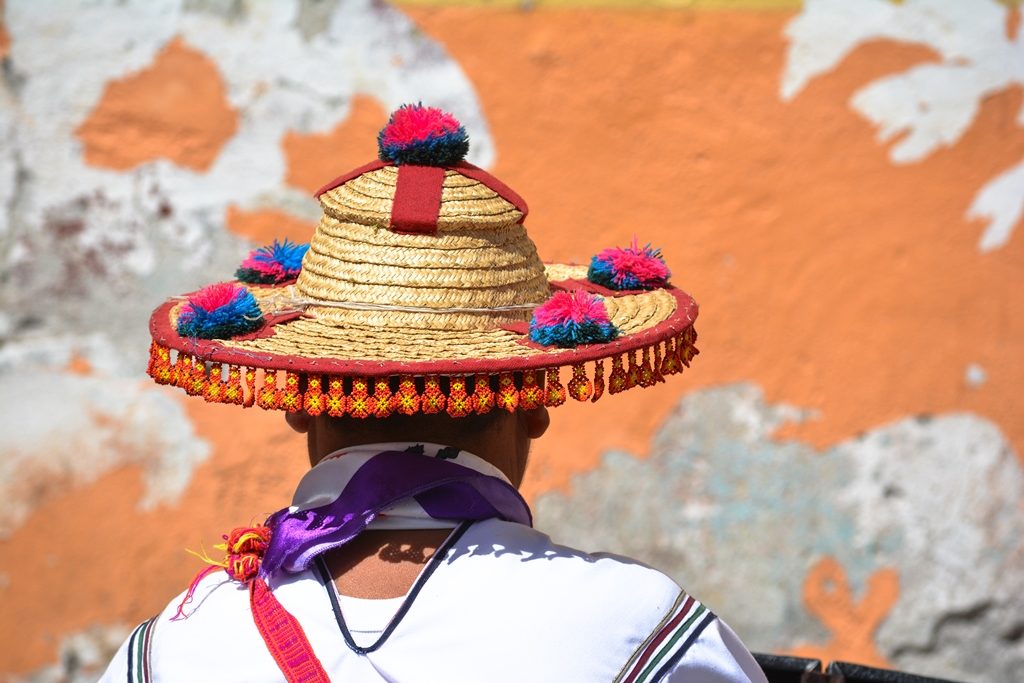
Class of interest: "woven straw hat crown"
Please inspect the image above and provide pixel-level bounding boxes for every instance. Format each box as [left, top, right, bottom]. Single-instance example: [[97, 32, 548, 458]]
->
[[306, 162, 549, 332]]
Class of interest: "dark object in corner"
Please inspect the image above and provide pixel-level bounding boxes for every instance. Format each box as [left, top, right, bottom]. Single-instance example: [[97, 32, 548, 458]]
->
[[753, 653, 967, 683]]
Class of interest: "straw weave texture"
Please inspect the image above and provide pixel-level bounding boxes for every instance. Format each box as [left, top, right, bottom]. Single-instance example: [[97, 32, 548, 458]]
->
[[320, 167, 522, 231], [209, 273, 678, 362], [171, 159, 681, 363], [295, 208, 549, 331]]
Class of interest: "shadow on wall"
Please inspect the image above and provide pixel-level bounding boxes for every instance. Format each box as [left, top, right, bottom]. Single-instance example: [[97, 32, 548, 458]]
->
[[535, 383, 1024, 682]]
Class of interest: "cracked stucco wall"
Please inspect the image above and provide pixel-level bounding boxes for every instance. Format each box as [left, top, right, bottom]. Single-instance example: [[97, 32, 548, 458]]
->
[[535, 385, 1024, 682], [0, 0, 493, 537], [1, 0, 1022, 680]]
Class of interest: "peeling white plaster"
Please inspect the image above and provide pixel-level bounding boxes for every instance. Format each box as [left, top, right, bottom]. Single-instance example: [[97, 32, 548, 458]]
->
[[4, 0, 493, 250], [0, 371, 210, 539], [968, 160, 1024, 252], [834, 411, 1022, 664], [537, 384, 1024, 681], [1, 0, 494, 371], [0, 0, 493, 534], [781, 0, 1024, 252]]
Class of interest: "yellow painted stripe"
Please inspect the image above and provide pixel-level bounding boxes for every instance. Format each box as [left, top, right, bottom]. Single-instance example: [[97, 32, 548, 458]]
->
[[394, 0, 802, 9]]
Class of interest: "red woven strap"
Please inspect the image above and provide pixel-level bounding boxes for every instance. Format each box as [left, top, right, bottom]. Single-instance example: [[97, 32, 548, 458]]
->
[[249, 578, 331, 683], [313, 158, 527, 235], [391, 165, 446, 234]]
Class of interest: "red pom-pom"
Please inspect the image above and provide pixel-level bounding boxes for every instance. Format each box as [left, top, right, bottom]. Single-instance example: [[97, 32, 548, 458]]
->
[[378, 104, 469, 166], [532, 290, 612, 328], [188, 282, 244, 311], [588, 237, 671, 290], [529, 290, 619, 348], [381, 106, 461, 147]]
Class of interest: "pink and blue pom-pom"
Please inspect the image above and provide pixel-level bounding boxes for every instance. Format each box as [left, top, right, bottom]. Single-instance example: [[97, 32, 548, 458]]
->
[[378, 103, 469, 167], [588, 238, 671, 290], [529, 290, 620, 348], [176, 283, 264, 339], [235, 239, 309, 285]]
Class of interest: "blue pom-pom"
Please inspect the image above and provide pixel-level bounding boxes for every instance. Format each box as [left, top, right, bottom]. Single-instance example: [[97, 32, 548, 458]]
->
[[377, 104, 469, 166], [530, 320, 619, 348], [177, 283, 265, 339], [529, 291, 620, 348], [236, 239, 309, 285], [588, 240, 671, 291]]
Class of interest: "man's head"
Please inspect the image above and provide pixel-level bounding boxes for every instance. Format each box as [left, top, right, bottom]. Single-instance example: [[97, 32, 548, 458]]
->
[[144, 105, 699, 492], [285, 406, 550, 488]]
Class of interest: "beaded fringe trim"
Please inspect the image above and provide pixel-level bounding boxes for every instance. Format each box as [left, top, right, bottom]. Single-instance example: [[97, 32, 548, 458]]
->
[[147, 328, 698, 417]]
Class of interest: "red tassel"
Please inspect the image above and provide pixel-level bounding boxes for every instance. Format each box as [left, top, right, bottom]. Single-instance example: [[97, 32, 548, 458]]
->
[[150, 344, 173, 385], [204, 365, 226, 403], [303, 376, 326, 416], [496, 373, 519, 412], [567, 364, 593, 402], [371, 378, 395, 418], [544, 368, 567, 407], [395, 375, 421, 416], [652, 343, 665, 383], [326, 377, 346, 417], [224, 366, 245, 405], [146, 341, 159, 378], [520, 371, 544, 409], [472, 375, 495, 414], [421, 376, 446, 414], [592, 360, 605, 402], [347, 377, 372, 418], [447, 377, 473, 418], [258, 370, 279, 409], [178, 355, 195, 394], [638, 347, 656, 388], [279, 371, 303, 412], [681, 327, 699, 366], [174, 354, 191, 390], [179, 354, 197, 390], [660, 338, 681, 376], [181, 356, 206, 397], [608, 355, 628, 394], [192, 360, 209, 397], [168, 353, 180, 387], [626, 351, 640, 389]]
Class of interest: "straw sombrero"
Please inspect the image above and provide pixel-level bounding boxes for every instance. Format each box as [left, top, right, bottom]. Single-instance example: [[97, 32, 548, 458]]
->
[[147, 105, 699, 417]]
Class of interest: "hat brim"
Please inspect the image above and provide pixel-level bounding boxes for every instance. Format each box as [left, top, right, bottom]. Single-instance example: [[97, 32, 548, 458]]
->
[[146, 264, 699, 414]]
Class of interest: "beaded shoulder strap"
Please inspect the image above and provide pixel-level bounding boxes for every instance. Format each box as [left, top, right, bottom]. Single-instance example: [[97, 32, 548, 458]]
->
[[249, 578, 331, 683]]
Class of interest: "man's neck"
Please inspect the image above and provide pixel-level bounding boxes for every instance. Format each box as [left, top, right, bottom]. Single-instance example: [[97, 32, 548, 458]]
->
[[323, 528, 453, 599]]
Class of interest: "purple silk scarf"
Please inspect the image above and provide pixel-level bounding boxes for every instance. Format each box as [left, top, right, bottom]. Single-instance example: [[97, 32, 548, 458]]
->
[[260, 443, 532, 578]]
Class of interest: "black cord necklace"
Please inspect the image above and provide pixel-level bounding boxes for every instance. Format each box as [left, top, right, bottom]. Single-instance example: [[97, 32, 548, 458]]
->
[[314, 521, 472, 655]]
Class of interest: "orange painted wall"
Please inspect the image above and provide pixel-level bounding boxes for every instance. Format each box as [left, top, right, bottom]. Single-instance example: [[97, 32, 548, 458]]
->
[[1, 2, 1022, 678], [400, 7, 1024, 492], [75, 37, 237, 172]]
